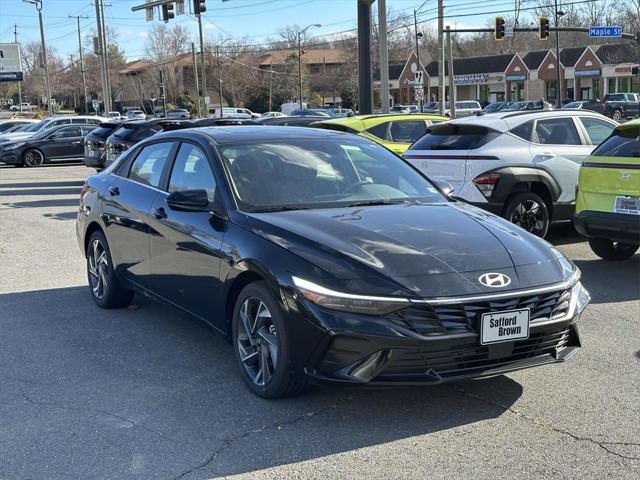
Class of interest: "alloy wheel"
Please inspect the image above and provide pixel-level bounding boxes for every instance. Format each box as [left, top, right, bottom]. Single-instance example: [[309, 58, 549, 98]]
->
[[23, 150, 44, 167], [236, 297, 278, 386], [88, 239, 109, 299], [510, 199, 546, 236]]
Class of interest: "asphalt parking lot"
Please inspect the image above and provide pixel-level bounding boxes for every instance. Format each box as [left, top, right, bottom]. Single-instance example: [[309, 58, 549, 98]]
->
[[0, 164, 638, 480]]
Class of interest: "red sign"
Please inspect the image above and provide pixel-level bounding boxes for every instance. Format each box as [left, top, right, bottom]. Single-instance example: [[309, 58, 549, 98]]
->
[[615, 66, 632, 73]]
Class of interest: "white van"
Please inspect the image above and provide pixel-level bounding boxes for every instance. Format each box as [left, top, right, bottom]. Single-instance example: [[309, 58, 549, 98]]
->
[[280, 102, 307, 115], [212, 107, 257, 119]]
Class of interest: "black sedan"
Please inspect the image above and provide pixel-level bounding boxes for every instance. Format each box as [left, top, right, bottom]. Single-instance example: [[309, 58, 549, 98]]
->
[[0, 123, 96, 167], [76, 127, 590, 398], [84, 120, 122, 170]]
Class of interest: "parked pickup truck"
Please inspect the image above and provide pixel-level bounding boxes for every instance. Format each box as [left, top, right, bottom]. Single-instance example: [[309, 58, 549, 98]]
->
[[9, 102, 37, 111], [600, 93, 640, 122]]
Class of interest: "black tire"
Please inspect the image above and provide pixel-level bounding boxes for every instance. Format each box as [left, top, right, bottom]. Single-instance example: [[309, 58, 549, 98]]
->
[[504, 192, 550, 238], [612, 110, 622, 122], [588, 238, 639, 261], [86, 230, 134, 308], [232, 281, 307, 399], [22, 148, 45, 167]]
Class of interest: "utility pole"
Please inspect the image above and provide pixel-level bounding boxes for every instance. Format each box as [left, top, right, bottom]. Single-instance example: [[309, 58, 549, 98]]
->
[[268, 61, 273, 112], [191, 42, 201, 118], [378, 0, 389, 113], [94, 0, 109, 114], [69, 15, 89, 114], [216, 44, 223, 117], [437, 0, 445, 115], [357, 0, 373, 114], [100, 0, 111, 112], [159, 69, 167, 117], [297, 23, 321, 110], [554, 0, 563, 106], [197, 13, 207, 114], [414, 8, 423, 111], [322, 56, 326, 107], [23, 1, 53, 115], [13, 25, 23, 112], [447, 25, 456, 118]]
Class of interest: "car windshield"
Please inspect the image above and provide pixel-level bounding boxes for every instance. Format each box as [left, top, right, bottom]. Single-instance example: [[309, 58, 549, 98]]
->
[[563, 102, 581, 108], [218, 137, 446, 212], [23, 121, 46, 132]]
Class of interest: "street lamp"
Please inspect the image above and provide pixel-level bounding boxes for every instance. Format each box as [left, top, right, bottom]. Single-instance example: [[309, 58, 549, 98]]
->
[[23, 0, 53, 116], [216, 37, 232, 117], [298, 23, 321, 109], [414, 0, 431, 109], [555, 1, 566, 105]]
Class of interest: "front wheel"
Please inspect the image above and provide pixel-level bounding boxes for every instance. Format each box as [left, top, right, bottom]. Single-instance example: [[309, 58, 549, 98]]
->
[[232, 281, 307, 399], [504, 192, 550, 237], [86, 231, 134, 308], [588, 238, 639, 261], [612, 110, 622, 122], [23, 149, 44, 167]]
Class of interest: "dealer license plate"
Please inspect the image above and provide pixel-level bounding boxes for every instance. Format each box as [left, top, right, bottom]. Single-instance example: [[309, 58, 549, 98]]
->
[[480, 308, 530, 345], [614, 196, 640, 215]]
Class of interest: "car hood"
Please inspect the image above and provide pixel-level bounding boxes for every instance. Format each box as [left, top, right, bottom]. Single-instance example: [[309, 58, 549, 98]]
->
[[247, 202, 568, 297], [0, 132, 35, 142]]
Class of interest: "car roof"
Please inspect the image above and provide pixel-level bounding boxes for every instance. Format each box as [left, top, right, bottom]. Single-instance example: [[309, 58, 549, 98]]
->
[[154, 125, 345, 144], [448, 109, 613, 132]]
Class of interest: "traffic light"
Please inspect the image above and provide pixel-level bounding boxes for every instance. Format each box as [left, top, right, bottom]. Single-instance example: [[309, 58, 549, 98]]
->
[[539, 17, 550, 40], [494, 17, 505, 41], [193, 0, 206, 15], [161, 2, 175, 22]]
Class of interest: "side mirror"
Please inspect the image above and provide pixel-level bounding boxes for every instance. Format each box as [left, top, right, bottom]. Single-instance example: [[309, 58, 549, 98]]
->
[[434, 178, 454, 197], [166, 189, 210, 211]]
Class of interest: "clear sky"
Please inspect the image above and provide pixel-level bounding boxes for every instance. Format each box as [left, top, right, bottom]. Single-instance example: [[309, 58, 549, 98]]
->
[[0, 0, 540, 61]]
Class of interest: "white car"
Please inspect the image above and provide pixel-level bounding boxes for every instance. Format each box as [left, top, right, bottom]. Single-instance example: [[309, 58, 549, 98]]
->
[[124, 110, 146, 120], [0, 115, 108, 143], [404, 110, 618, 237], [260, 111, 287, 118], [423, 100, 482, 117], [212, 107, 258, 119], [107, 111, 122, 120], [9, 102, 36, 111]]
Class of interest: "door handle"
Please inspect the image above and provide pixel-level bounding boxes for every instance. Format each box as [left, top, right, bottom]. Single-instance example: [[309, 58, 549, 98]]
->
[[108, 186, 120, 196], [152, 207, 167, 219]]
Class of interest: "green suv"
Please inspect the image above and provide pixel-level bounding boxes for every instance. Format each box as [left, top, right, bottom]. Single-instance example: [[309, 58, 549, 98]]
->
[[574, 120, 640, 260]]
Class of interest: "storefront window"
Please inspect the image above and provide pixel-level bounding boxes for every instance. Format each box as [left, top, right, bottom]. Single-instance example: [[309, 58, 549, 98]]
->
[[608, 80, 616, 93], [546, 81, 557, 100], [632, 77, 640, 93], [479, 85, 488, 102], [620, 78, 630, 92]]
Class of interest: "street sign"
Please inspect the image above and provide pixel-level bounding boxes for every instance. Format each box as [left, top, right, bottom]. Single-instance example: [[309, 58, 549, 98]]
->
[[415, 88, 424, 101], [505, 26, 514, 37], [0, 43, 23, 82], [589, 26, 622, 38], [414, 71, 423, 86], [204, 96, 210, 106], [145, 0, 153, 21]]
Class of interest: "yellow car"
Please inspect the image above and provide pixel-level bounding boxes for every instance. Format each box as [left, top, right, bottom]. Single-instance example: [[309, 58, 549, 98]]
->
[[311, 114, 447, 154]]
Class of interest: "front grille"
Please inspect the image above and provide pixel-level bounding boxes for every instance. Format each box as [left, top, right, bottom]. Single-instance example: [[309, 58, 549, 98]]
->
[[389, 288, 571, 336], [379, 325, 574, 380]]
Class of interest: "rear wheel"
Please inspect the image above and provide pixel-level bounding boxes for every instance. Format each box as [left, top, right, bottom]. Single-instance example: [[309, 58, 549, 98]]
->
[[86, 231, 134, 308], [612, 110, 622, 122], [23, 149, 44, 167], [588, 238, 639, 261], [232, 281, 307, 399], [504, 192, 550, 237]]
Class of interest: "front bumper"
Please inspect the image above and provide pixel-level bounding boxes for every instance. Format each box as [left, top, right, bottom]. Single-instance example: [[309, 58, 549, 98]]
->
[[294, 283, 584, 386], [0, 151, 21, 165], [574, 210, 640, 244]]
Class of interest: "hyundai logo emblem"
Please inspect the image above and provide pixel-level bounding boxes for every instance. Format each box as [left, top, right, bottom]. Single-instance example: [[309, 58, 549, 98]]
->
[[478, 272, 511, 288]]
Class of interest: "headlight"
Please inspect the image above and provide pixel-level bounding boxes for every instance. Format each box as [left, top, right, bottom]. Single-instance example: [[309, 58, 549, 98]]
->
[[4, 142, 25, 151], [292, 276, 410, 315], [550, 246, 576, 279], [570, 281, 591, 316]]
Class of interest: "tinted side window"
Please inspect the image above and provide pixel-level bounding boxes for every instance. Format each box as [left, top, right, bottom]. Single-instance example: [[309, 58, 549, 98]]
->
[[534, 118, 581, 145], [389, 121, 427, 143], [510, 120, 534, 141], [579, 117, 615, 145], [54, 126, 82, 138], [128, 142, 172, 188], [168, 143, 217, 202], [591, 128, 640, 157], [366, 123, 390, 140]]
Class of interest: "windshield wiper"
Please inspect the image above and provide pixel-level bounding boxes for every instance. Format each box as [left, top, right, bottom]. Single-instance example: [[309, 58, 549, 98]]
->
[[343, 199, 414, 208], [250, 205, 312, 213]]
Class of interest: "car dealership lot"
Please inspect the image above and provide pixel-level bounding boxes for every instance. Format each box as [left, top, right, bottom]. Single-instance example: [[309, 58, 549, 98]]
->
[[0, 165, 638, 479]]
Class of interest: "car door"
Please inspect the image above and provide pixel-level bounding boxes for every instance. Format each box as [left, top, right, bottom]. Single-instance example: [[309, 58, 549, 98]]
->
[[148, 141, 226, 325], [102, 141, 176, 287], [42, 125, 83, 160], [529, 117, 592, 203]]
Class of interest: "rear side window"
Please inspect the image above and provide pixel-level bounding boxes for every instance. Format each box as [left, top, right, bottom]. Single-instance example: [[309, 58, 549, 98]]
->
[[510, 120, 534, 141], [579, 117, 615, 145], [366, 123, 390, 140], [604, 94, 624, 101], [410, 124, 501, 150], [534, 118, 581, 145], [128, 142, 173, 188], [389, 121, 427, 143], [591, 128, 640, 157]]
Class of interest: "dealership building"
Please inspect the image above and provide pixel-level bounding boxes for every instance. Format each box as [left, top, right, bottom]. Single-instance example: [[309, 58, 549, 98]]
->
[[376, 43, 640, 105]]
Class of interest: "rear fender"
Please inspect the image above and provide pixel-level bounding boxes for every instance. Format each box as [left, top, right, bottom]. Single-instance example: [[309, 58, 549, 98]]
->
[[486, 166, 562, 206]]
